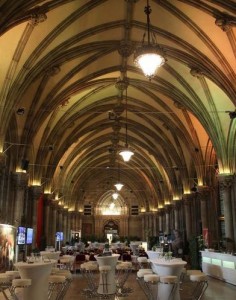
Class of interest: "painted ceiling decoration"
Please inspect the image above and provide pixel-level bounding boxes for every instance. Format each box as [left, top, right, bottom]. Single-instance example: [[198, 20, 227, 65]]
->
[[0, 0, 235, 213]]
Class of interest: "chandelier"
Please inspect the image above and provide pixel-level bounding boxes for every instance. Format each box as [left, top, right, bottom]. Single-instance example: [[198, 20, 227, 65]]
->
[[112, 192, 119, 200], [119, 84, 134, 162], [134, 0, 165, 80]]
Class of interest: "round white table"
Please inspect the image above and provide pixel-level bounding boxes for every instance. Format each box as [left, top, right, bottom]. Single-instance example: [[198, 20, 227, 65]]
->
[[151, 258, 187, 300], [95, 254, 119, 295], [40, 251, 61, 260], [146, 251, 163, 260], [15, 260, 56, 300]]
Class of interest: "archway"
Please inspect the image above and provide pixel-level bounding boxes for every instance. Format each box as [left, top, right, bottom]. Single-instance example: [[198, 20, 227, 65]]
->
[[104, 220, 119, 243]]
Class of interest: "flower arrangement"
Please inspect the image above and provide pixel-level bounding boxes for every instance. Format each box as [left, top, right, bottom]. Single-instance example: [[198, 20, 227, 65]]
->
[[164, 251, 173, 260]]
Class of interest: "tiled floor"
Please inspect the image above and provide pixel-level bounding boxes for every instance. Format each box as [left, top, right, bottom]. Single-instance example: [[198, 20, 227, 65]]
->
[[64, 271, 236, 300], [1, 270, 235, 299]]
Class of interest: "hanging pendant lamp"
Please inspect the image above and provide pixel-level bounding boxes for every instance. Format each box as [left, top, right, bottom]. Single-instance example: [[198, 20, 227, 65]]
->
[[134, 0, 165, 80]]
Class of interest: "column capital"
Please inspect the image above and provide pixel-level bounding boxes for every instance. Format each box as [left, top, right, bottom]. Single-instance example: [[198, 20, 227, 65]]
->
[[164, 205, 172, 214], [197, 186, 211, 201], [173, 200, 182, 210], [30, 185, 43, 199], [157, 208, 165, 216], [13, 172, 29, 189], [182, 193, 195, 202], [218, 174, 234, 190], [0, 153, 7, 167]]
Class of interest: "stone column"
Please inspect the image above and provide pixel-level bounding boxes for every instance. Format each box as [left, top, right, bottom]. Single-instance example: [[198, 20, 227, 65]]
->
[[12, 172, 28, 227], [198, 186, 211, 230], [173, 200, 181, 230], [44, 199, 51, 247], [58, 209, 63, 232], [148, 213, 153, 236], [75, 213, 81, 231], [50, 203, 57, 246], [165, 205, 171, 234], [158, 209, 164, 232], [29, 185, 43, 248], [141, 214, 145, 240], [67, 211, 73, 242], [153, 212, 157, 236], [0, 153, 7, 221], [218, 174, 234, 242], [63, 209, 68, 242], [183, 194, 194, 240]]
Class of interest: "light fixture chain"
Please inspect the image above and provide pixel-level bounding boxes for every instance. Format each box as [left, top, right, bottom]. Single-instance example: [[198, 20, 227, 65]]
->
[[125, 87, 128, 147], [145, 0, 152, 45]]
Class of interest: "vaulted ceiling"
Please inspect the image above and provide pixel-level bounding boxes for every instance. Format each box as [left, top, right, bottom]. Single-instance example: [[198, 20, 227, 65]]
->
[[0, 0, 235, 212]]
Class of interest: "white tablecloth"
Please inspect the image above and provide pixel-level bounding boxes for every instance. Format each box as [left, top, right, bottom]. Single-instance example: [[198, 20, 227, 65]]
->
[[96, 254, 119, 294], [15, 261, 55, 300], [151, 258, 187, 300]]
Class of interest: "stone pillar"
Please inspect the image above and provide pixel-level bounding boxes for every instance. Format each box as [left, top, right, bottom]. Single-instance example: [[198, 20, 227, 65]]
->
[[67, 212, 73, 242], [153, 213, 157, 236], [218, 174, 234, 243], [198, 186, 211, 230], [29, 185, 43, 248], [63, 210, 68, 242], [165, 206, 171, 234], [149, 213, 153, 236], [141, 214, 145, 240], [58, 209, 63, 232], [75, 213, 80, 231], [173, 201, 181, 230], [50, 204, 57, 246], [0, 153, 7, 221], [12, 172, 28, 227], [158, 209, 164, 232], [44, 199, 51, 247], [183, 194, 194, 240]]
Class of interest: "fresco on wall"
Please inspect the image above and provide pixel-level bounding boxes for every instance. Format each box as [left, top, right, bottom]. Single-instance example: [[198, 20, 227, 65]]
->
[[0, 224, 16, 271]]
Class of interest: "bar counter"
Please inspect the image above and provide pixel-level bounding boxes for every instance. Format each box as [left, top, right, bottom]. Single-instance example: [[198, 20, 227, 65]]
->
[[201, 250, 236, 285]]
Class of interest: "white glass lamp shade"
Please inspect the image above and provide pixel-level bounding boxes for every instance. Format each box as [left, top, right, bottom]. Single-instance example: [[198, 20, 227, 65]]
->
[[134, 45, 165, 80], [112, 192, 119, 200], [114, 182, 123, 191], [119, 148, 134, 162]]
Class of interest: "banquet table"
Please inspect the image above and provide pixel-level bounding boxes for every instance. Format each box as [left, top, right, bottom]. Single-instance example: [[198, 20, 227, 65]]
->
[[14, 260, 56, 300], [150, 258, 187, 300], [146, 251, 163, 260], [95, 254, 119, 295], [40, 251, 61, 260]]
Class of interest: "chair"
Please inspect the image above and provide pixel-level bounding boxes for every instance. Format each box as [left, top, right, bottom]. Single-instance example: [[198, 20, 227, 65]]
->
[[116, 262, 133, 296], [0, 274, 13, 300], [136, 269, 154, 299], [5, 271, 20, 279], [74, 253, 86, 272], [48, 275, 66, 300], [189, 273, 208, 300], [11, 278, 32, 300], [122, 253, 132, 262], [159, 275, 178, 300], [137, 256, 151, 269], [53, 270, 73, 299], [80, 262, 99, 298], [143, 274, 160, 300]]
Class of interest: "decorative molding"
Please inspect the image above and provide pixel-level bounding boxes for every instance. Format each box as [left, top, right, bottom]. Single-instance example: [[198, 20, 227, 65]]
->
[[118, 40, 134, 57], [215, 18, 234, 32], [30, 13, 47, 26], [190, 68, 204, 78]]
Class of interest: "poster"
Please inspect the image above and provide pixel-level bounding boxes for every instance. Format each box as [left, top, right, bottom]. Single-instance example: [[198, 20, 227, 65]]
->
[[0, 224, 16, 270]]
